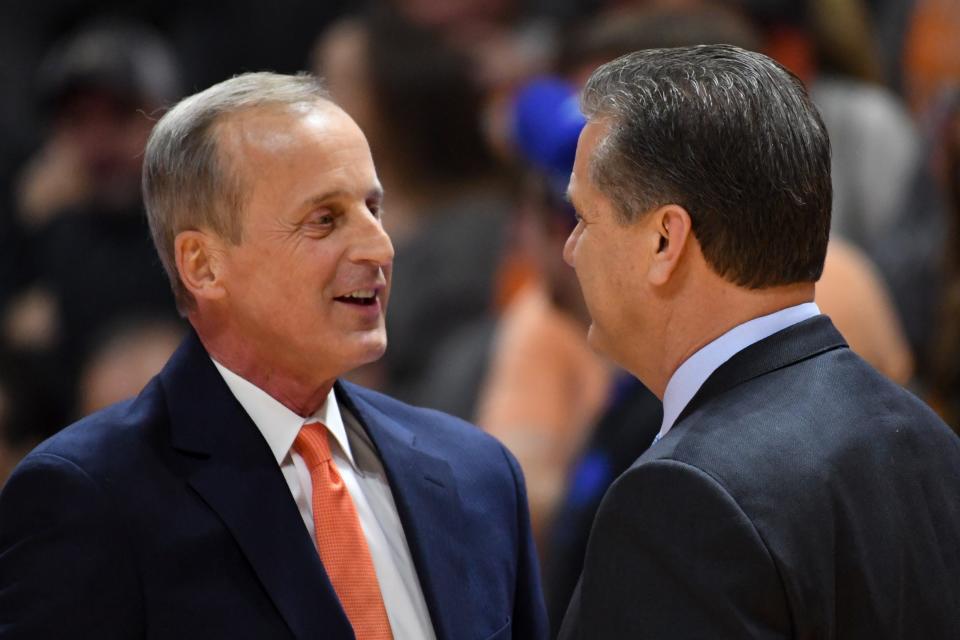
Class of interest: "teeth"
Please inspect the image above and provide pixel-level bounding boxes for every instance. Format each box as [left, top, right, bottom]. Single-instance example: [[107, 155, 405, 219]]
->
[[345, 289, 375, 299]]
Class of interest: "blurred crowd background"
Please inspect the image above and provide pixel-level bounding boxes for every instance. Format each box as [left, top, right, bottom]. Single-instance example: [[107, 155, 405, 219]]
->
[[1, 0, 959, 632]]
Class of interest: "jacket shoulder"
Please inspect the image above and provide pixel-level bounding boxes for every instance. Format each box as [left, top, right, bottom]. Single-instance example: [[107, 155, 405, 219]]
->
[[24, 377, 166, 477]]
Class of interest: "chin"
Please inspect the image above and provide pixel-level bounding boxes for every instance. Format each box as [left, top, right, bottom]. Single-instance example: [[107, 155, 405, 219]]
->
[[587, 323, 627, 368], [351, 333, 388, 366]]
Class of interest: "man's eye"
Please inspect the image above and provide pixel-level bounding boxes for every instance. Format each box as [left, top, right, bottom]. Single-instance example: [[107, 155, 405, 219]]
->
[[308, 211, 335, 225], [366, 200, 382, 218], [303, 210, 337, 233]]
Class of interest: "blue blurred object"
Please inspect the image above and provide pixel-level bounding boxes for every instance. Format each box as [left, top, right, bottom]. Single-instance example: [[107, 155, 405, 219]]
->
[[512, 77, 586, 195], [565, 450, 614, 512]]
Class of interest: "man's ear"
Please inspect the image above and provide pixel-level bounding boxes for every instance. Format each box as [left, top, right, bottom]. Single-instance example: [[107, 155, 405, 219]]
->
[[648, 204, 692, 286], [175, 230, 228, 303]]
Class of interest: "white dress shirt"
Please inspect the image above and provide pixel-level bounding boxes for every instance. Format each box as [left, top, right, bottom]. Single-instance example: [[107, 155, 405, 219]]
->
[[212, 360, 436, 640], [657, 302, 822, 441]]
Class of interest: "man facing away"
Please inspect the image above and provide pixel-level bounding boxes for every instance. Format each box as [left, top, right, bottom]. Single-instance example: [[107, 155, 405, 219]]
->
[[558, 45, 960, 639], [0, 72, 547, 640]]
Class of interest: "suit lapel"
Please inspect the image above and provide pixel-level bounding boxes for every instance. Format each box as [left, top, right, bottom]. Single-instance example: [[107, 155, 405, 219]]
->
[[336, 382, 468, 640], [675, 315, 848, 426], [161, 333, 354, 640]]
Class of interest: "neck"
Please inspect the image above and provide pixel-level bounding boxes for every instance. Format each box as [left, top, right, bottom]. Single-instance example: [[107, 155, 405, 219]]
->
[[191, 317, 334, 417], [642, 281, 815, 398]]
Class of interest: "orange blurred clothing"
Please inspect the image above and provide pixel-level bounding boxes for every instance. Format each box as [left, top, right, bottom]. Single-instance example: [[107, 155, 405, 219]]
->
[[905, 0, 960, 113], [476, 283, 612, 541]]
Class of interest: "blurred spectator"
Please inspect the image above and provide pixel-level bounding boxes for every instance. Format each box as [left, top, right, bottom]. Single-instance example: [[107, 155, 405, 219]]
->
[[315, 9, 512, 417], [20, 18, 180, 227], [872, 13, 960, 380], [475, 82, 615, 542], [903, 0, 960, 114], [558, 1, 761, 81], [385, 0, 515, 34], [669, 2, 922, 259], [384, 0, 555, 89], [0, 153, 27, 313], [542, 374, 661, 635], [808, 0, 885, 83], [0, 349, 70, 487], [3, 19, 180, 375], [928, 92, 960, 432], [863, 0, 916, 92], [482, 76, 658, 634], [77, 317, 184, 416], [811, 76, 920, 253], [476, 74, 664, 563], [799, 0, 924, 257], [817, 238, 914, 384]]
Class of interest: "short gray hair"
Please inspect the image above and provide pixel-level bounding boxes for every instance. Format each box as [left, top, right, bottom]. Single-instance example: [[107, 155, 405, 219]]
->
[[142, 71, 330, 314]]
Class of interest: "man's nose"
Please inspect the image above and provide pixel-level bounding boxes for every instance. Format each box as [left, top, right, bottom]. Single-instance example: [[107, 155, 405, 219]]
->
[[351, 209, 394, 267]]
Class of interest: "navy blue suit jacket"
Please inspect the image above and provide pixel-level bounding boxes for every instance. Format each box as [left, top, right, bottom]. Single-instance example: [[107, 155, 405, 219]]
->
[[560, 316, 960, 639], [0, 333, 547, 639]]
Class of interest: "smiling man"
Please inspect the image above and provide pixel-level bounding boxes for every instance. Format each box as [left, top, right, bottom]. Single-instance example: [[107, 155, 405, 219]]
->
[[0, 73, 547, 640], [558, 46, 960, 639]]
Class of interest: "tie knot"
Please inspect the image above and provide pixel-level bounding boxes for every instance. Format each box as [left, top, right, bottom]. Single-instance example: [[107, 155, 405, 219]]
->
[[294, 422, 333, 469]]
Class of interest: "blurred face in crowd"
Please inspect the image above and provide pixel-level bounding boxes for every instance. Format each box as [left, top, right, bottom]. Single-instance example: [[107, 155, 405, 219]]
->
[[56, 88, 154, 207], [210, 103, 393, 385], [392, 0, 512, 31], [315, 20, 377, 143], [563, 120, 652, 365], [79, 323, 184, 416], [519, 186, 591, 326]]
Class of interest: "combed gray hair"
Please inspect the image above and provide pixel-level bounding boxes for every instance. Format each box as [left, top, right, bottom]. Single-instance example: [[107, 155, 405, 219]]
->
[[142, 71, 330, 314]]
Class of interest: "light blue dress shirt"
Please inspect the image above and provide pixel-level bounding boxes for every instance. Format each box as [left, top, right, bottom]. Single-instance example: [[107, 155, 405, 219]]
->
[[656, 302, 822, 442]]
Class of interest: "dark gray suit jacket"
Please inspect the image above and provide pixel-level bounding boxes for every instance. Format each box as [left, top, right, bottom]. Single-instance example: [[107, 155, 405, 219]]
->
[[560, 316, 960, 639]]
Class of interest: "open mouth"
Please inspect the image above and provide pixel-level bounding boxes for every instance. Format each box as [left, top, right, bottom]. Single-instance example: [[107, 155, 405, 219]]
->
[[334, 289, 378, 306]]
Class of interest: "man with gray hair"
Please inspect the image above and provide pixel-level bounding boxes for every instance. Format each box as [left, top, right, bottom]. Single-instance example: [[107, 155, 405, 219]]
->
[[0, 72, 547, 639], [558, 45, 960, 638]]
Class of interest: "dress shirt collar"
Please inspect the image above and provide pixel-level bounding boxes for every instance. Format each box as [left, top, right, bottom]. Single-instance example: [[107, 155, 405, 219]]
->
[[211, 359, 355, 469], [658, 302, 821, 439]]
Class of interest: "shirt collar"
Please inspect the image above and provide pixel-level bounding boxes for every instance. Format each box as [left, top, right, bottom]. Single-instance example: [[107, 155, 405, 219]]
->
[[211, 359, 355, 468], [658, 302, 821, 439]]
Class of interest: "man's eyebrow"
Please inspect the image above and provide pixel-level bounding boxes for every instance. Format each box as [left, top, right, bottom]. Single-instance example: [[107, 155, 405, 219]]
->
[[303, 186, 384, 208]]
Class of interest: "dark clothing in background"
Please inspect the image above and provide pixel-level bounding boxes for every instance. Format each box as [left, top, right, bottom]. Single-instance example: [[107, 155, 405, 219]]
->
[[543, 375, 661, 637], [28, 203, 175, 370], [0, 147, 31, 311], [560, 316, 960, 639], [384, 193, 508, 419], [872, 145, 948, 381]]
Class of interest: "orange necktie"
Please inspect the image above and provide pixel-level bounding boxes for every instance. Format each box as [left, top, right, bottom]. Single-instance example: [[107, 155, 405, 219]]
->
[[295, 422, 393, 639]]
